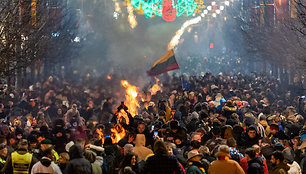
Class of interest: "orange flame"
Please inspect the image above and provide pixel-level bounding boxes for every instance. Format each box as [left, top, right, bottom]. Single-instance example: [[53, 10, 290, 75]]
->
[[121, 80, 140, 116], [118, 109, 129, 125], [111, 124, 126, 144], [107, 75, 111, 80], [96, 128, 104, 144], [150, 77, 162, 95]]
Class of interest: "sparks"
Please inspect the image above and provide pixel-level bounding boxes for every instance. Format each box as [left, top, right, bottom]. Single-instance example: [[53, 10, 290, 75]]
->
[[168, 16, 202, 50]]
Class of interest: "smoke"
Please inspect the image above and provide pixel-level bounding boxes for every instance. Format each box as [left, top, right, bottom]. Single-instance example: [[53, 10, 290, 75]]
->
[[65, 0, 245, 81]]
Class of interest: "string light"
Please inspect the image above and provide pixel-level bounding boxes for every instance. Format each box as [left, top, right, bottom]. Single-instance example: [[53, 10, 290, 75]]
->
[[131, 0, 197, 19]]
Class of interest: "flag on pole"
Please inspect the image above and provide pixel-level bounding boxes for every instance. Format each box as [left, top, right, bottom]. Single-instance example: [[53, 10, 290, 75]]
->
[[147, 49, 180, 76]]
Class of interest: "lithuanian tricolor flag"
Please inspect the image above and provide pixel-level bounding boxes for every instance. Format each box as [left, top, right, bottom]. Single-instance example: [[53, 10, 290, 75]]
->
[[147, 49, 180, 76]]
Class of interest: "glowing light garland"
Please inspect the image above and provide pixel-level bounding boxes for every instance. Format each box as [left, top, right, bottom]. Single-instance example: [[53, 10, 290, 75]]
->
[[131, 0, 197, 21]]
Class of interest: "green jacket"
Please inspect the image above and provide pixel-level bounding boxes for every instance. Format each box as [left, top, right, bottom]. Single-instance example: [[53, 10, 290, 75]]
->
[[186, 161, 206, 174], [271, 161, 290, 174]]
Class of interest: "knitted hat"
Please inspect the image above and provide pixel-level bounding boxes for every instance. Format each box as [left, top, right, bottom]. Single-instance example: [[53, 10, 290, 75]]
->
[[282, 148, 294, 163], [270, 122, 279, 130], [41, 139, 52, 145]]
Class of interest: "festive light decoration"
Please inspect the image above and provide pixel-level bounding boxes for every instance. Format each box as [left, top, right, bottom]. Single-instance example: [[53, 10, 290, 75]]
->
[[31, 0, 37, 26], [131, 0, 197, 20], [194, 0, 206, 14], [127, 2, 138, 28]]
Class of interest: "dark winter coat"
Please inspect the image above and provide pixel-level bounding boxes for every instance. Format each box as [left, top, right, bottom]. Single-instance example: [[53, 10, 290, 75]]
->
[[65, 145, 92, 174], [247, 156, 264, 174], [142, 153, 184, 174], [239, 133, 259, 149]]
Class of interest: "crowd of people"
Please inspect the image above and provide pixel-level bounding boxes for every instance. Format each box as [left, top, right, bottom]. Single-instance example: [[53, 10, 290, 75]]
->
[[0, 72, 305, 174]]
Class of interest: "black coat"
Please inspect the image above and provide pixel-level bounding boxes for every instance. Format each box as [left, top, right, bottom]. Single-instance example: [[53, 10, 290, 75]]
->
[[65, 145, 92, 174], [142, 153, 184, 174], [247, 156, 264, 174]]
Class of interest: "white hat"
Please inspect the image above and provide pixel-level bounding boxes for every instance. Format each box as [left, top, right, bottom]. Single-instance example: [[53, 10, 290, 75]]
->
[[65, 141, 74, 152], [187, 150, 202, 161]]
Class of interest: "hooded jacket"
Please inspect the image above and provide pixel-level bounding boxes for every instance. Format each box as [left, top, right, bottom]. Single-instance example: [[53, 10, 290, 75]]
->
[[84, 150, 102, 174], [31, 157, 62, 174], [65, 145, 92, 174], [133, 134, 153, 162], [247, 156, 265, 174], [287, 161, 302, 174], [142, 153, 184, 174]]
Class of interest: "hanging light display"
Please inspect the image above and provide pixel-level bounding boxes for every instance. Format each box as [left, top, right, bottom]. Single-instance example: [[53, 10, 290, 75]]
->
[[131, 0, 197, 21]]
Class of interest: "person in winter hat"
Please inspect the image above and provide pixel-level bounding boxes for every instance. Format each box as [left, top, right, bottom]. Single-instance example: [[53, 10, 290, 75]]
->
[[65, 145, 92, 174], [282, 148, 302, 174], [133, 134, 153, 162], [208, 145, 244, 174], [31, 148, 62, 174], [185, 150, 206, 174], [84, 150, 102, 174], [271, 151, 290, 174]]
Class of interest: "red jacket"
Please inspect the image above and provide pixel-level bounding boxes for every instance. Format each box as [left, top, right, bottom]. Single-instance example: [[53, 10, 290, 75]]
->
[[240, 154, 269, 174]]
